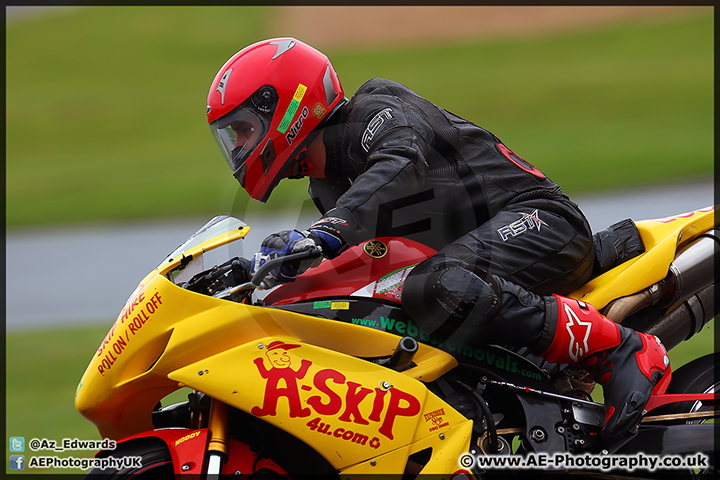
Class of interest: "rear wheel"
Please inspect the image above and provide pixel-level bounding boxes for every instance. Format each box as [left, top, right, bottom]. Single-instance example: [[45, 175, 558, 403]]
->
[[657, 353, 718, 479]]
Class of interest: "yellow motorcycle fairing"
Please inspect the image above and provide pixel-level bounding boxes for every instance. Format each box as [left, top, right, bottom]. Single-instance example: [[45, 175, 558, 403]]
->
[[75, 215, 256, 438], [569, 206, 716, 309], [339, 421, 474, 475], [75, 271, 465, 470], [169, 337, 470, 472], [74, 214, 466, 471], [74, 270, 458, 439]]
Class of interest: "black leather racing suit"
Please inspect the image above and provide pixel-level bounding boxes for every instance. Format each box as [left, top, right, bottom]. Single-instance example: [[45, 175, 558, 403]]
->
[[308, 78, 594, 349]]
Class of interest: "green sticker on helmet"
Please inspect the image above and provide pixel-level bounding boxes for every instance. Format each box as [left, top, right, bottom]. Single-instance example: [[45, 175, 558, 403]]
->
[[278, 84, 307, 133]]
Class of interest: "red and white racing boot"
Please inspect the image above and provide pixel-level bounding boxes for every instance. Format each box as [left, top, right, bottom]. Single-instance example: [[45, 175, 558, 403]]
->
[[540, 295, 672, 444]]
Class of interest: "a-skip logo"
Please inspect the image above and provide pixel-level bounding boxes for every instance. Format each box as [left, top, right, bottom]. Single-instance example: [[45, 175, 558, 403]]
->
[[251, 341, 421, 442]]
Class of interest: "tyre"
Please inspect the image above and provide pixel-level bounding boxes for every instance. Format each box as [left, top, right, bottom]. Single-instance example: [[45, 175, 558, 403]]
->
[[658, 353, 718, 479], [83, 436, 299, 479], [663, 353, 718, 421], [84, 439, 172, 478]]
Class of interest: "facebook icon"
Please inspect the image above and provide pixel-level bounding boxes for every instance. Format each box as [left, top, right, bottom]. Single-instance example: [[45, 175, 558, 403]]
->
[[10, 455, 25, 470]]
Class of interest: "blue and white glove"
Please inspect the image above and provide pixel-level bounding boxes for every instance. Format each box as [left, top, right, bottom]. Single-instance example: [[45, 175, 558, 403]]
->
[[307, 216, 350, 259], [251, 230, 323, 289]]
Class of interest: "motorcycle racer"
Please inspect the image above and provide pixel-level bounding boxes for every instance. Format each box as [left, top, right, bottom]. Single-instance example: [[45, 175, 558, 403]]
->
[[206, 38, 670, 445]]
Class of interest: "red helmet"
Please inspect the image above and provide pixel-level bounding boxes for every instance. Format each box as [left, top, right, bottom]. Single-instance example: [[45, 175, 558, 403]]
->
[[207, 38, 346, 202]]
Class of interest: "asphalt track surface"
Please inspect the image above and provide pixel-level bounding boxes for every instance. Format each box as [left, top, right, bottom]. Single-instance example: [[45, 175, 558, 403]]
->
[[6, 180, 714, 330]]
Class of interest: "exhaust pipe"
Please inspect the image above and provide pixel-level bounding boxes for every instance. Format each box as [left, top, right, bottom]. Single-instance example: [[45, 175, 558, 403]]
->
[[666, 229, 719, 305], [644, 283, 715, 351], [610, 230, 718, 350]]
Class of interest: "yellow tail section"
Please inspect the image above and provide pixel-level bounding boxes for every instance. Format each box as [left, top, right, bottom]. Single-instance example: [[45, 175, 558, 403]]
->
[[570, 206, 716, 309]]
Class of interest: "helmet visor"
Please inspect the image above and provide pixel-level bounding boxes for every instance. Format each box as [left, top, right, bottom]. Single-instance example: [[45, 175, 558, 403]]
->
[[210, 106, 267, 179]]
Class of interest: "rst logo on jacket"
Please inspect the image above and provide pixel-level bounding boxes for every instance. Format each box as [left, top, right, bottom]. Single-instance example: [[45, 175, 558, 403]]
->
[[361, 108, 394, 152], [496, 209, 549, 241], [251, 341, 421, 442]]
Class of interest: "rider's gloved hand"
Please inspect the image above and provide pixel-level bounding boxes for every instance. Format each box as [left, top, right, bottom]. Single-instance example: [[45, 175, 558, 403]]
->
[[308, 217, 350, 259], [251, 230, 323, 289]]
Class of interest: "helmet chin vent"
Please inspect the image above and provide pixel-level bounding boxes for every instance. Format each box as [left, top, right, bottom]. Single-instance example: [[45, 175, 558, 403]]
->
[[259, 139, 276, 175]]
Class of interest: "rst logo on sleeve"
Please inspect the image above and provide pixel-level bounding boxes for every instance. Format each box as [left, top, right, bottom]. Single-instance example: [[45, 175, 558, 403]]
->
[[361, 108, 395, 152]]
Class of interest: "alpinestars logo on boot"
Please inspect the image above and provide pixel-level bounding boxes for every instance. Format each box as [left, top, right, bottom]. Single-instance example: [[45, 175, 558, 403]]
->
[[564, 303, 592, 362], [497, 209, 549, 241]]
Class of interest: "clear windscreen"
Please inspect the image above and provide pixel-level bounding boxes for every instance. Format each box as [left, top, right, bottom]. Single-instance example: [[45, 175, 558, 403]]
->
[[160, 216, 249, 285]]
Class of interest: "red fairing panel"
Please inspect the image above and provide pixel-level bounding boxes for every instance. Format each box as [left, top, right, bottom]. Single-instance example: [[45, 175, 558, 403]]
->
[[264, 237, 436, 306]]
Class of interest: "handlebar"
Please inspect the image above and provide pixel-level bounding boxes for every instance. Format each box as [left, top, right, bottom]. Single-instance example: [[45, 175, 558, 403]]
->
[[250, 247, 323, 287], [212, 247, 323, 299]]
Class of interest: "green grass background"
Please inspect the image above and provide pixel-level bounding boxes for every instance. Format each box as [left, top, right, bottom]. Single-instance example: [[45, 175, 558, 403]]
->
[[6, 7, 713, 228], [5, 6, 715, 474]]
